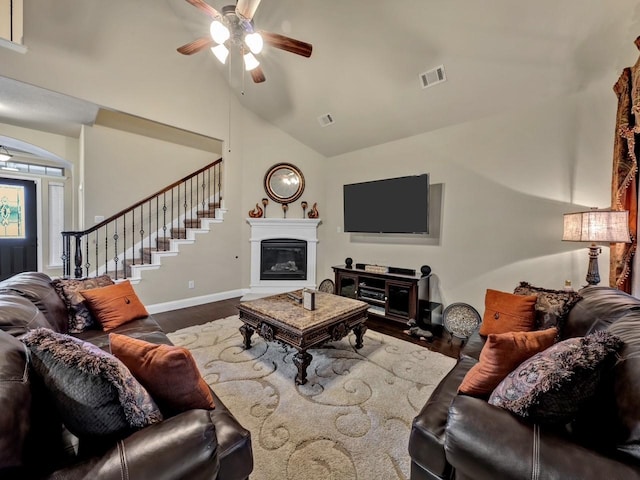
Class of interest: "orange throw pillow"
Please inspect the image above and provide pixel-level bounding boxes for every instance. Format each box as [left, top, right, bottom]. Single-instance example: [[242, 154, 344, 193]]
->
[[80, 280, 148, 331], [479, 289, 537, 336], [109, 333, 215, 415], [459, 327, 557, 397]]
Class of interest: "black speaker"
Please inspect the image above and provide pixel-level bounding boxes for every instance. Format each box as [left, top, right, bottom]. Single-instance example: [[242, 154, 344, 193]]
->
[[388, 266, 416, 276], [345, 257, 353, 269], [420, 265, 432, 277]]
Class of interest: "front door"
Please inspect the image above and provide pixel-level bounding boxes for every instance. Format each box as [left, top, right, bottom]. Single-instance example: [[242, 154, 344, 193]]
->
[[0, 177, 37, 280]]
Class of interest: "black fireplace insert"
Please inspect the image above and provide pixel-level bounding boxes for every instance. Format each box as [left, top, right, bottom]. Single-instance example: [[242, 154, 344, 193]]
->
[[260, 238, 307, 281]]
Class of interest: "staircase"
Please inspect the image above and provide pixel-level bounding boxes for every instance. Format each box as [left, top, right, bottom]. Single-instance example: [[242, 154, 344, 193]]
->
[[125, 201, 225, 283], [62, 160, 224, 282]]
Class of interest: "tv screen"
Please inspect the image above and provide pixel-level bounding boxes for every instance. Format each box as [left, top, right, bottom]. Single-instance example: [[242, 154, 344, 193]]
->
[[343, 174, 429, 234]]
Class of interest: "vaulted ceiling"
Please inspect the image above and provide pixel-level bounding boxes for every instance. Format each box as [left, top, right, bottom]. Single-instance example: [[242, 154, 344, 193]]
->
[[1, 0, 639, 157]]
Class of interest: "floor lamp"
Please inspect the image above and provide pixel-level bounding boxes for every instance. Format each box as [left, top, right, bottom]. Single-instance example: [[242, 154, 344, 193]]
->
[[562, 209, 631, 286]]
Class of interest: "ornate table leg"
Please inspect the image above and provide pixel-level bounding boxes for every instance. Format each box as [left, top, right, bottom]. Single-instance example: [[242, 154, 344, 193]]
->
[[353, 323, 367, 349], [293, 350, 313, 385], [239, 324, 254, 349]]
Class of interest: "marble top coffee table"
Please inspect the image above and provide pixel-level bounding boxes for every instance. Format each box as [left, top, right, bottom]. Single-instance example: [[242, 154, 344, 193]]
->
[[237, 290, 369, 385]]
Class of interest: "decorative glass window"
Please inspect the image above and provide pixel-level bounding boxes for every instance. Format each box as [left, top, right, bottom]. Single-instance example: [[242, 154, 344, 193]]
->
[[1, 161, 63, 177], [0, 183, 25, 238]]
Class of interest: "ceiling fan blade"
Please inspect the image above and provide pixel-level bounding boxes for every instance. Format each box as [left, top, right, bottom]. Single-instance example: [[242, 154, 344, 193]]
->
[[177, 36, 215, 55], [185, 0, 220, 18], [236, 0, 262, 21], [250, 66, 266, 83], [259, 31, 313, 58]]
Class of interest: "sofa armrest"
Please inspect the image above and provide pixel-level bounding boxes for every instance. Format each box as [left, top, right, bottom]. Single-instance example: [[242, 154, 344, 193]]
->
[[46, 409, 219, 480], [459, 329, 484, 360], [445, 395, 640, 480]]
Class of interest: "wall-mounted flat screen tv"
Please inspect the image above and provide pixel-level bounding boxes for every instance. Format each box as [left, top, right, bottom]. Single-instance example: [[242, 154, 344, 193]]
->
[[343, 174, 429, 234]]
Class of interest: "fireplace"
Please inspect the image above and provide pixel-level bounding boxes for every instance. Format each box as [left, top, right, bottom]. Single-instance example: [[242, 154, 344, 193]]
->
[[260, 239, 307, 281], [247, 218, 321, 296]]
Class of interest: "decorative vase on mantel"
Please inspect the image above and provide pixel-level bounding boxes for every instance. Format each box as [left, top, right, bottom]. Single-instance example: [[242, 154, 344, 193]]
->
[[307, 202, 319, 219]]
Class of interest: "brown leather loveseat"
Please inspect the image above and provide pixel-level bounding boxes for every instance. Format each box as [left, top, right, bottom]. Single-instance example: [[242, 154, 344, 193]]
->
[[409, 285, 640, 480], [0, 271, 253, 480]]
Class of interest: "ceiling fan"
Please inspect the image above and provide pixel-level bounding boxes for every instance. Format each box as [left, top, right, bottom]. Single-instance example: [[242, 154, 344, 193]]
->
[[177, 0, 313, 84]]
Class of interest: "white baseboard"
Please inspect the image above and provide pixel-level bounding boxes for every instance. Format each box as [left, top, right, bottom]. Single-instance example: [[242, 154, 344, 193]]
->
[[146, 288, 250, 314]]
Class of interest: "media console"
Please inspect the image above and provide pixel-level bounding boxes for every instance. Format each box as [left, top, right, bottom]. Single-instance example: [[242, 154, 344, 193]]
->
[[332, 264, 442, 327]]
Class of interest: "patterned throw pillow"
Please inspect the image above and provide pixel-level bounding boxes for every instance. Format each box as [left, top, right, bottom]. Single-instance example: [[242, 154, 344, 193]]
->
[[488, 331, 622, 424], [513, 282, 581, 332], [110, 333, 215, 416], [458, 328, 557, 397], [21, 328, 162, 439], [479, 289, 537, 336], [52, 275, 115, 333]]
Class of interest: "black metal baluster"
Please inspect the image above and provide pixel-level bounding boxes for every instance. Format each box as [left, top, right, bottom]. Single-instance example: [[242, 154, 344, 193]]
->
[[177, 183, 180, 240], [156, 196, 159, 252], [62, 233, 70, 277], [113, 218, 119, 280], [201, 172, 206, 214], [171, 188, 174, 241], [104, 224, 109, 276], [148, 199, 152, 263], [123, 212, 127, 278], [74, 234, 83, 278], [140, 204, 144, 264], [162, 192, 167, 251], [183, 181, 187, 232], [217, 162, 222, 213], [130, 208, 134, 267]]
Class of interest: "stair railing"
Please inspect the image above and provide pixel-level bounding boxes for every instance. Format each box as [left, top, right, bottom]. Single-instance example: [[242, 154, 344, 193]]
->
[[62, 159, 223, 279]]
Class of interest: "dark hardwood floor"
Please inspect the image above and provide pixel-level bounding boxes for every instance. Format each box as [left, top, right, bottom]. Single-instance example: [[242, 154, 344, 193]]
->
[[154, 297, 460, 359]]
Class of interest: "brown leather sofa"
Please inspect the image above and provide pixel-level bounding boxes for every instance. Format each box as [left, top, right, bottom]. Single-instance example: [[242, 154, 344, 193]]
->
[[0, 272, 253, 480], [409, 286, 640, 480]]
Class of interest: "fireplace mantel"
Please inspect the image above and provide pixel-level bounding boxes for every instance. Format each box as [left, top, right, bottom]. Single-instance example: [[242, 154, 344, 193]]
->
[[247, 218, 321, 295]]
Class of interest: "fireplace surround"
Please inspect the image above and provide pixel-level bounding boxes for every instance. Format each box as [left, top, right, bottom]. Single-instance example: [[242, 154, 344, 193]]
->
[[247, 218, 321, 295]]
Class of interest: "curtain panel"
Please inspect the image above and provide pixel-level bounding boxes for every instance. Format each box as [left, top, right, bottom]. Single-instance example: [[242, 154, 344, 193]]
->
[[610, 39, 640, 292]]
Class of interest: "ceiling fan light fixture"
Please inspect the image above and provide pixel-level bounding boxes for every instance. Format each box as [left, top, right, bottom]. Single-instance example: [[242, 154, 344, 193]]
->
[[243, 52, 260, 71], [245, 32, 263, 54], [210, 20, 230, 44], [211, 44, 230, 64], [0, 146, 12, 162]]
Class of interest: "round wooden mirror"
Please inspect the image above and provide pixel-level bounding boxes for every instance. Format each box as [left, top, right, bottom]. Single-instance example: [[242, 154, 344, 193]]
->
[[264, 163, 305, 204]]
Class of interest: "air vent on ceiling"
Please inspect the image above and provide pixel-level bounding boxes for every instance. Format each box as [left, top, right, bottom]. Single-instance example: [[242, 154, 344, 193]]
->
[[317, 113, 335, 127], [419, 65, 446, 89]]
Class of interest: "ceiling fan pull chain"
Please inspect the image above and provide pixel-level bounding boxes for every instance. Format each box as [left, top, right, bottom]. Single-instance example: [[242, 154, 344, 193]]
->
[[227, 53, 232, 153], [241, 47, 247, 97]]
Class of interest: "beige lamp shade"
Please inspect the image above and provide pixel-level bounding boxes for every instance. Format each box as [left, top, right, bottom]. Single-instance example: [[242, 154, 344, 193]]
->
[[563, 209, 631, 243]]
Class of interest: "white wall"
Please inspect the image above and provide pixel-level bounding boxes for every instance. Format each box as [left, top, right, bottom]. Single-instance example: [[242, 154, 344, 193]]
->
[[236, 107, 327, 288], [320, 89, 616, 313], [82, 125, 219, 227]]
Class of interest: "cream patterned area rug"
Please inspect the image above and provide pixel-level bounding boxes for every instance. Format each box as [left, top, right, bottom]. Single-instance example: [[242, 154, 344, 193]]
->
[[168, 316, 456, 480]]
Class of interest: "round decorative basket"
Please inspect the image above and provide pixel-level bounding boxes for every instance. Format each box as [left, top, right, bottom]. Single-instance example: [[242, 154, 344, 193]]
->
[[443, 303, 481, 339], [318, 279, 335, 294]]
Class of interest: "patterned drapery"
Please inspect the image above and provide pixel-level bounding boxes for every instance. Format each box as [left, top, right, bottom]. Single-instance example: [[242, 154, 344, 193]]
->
[[610, 38, 640, 292]]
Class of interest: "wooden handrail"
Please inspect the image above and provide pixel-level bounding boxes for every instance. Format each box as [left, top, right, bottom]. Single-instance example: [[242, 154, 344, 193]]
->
[[61, 159, 223, 278], [62, 158, 222, 236]]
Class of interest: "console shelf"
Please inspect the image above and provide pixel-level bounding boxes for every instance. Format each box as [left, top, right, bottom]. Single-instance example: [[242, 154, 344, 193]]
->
[[332, 265, 441, 327]]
